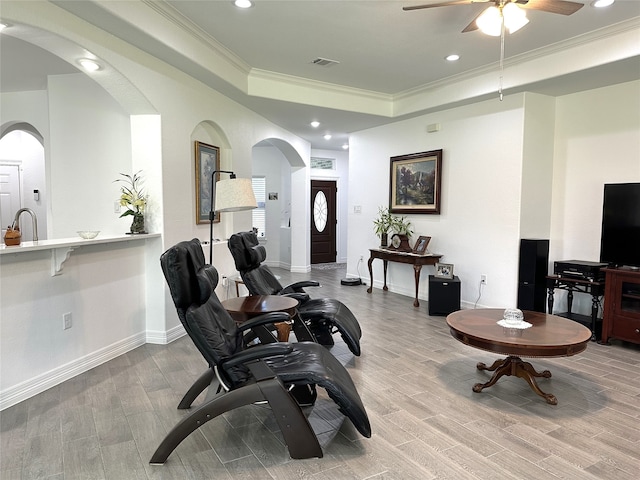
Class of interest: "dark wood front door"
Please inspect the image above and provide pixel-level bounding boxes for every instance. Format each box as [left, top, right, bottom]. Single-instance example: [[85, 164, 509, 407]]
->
[[311, 180, 337, 264]]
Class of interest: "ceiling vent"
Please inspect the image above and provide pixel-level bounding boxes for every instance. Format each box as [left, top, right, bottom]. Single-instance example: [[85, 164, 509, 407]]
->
[[310, 57, 340, 67]]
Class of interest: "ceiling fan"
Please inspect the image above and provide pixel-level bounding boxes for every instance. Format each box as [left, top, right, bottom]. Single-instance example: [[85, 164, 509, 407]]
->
[[403, 0, 585, 35]]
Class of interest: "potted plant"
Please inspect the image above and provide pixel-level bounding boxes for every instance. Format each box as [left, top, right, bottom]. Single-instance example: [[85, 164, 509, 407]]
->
[[391, 214, 413, 237], [372, 206, 393, 247], [115, 171, 148, 234]]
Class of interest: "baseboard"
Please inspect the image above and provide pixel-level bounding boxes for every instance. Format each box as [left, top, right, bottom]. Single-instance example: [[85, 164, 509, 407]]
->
[[0, 332, 147, 411], [146, 324, 186, 344]]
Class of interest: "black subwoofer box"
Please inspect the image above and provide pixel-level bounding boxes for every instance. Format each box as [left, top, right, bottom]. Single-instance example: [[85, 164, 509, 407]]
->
[[517, 239, 549, 312], [428, 275, 461, 316]]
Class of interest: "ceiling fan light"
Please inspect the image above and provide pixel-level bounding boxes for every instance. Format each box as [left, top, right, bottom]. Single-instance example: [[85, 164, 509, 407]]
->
[[592, 0, 614, 7], [503, 3, 529, 34], [476, 6, 502, 37]]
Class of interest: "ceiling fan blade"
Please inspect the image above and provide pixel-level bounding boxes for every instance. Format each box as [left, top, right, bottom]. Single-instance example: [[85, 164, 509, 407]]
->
[[403, 1, 485, 11], [461, 10, 483, 33], [519, 0, 585, 15]]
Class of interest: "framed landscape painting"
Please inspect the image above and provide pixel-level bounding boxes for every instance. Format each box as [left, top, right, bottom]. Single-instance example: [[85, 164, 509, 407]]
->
[[195, 141, 220, 224], [390, 149, 442, 214]]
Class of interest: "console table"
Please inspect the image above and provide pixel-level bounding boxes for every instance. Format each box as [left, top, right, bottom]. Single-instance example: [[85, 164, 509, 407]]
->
[[367, 248, 442, 307], [546, 275, 604, 341]]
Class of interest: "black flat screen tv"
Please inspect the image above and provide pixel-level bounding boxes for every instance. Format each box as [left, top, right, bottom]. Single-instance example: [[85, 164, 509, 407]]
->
[[599, 182, 640, 268]]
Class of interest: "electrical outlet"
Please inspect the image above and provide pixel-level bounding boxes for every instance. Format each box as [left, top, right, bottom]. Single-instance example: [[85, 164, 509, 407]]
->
[[359, 255, 364, 262], [222, 276, 228, 287], [63, 312, 72, 330], [481, 274, 487, 285]]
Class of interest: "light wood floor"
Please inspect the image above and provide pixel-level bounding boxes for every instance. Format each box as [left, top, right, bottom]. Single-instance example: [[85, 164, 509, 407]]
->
[[2, 264, 639, 479]]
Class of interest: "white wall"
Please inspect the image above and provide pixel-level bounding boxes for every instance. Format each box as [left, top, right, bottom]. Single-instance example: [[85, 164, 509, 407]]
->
[[47, 73, 133, 237], [549, 80, 640, 314], [348, 82, 640, 315], [349, 94, 526, 308], [0, 238, 156, 409]]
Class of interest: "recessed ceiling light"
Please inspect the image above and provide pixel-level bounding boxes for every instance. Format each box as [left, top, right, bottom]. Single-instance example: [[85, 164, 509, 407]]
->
[[592, 0, 614, 7], [310, 121, 320, 128], [0, 22, 9, 32], [323, 134, 332, 140], [234, 0, 253, 8], [78, 58, 101, 72], [445, 54, 460, 62], [342, 144, 349, 150]]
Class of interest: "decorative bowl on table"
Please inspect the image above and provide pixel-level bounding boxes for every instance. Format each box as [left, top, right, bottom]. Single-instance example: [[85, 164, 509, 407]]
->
[[503, 308, 524, 326], [77, 231, 100, 239]]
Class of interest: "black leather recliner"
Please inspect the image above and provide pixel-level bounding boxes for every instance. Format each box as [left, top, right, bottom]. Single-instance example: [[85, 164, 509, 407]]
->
[[150, 238, 371, 464], [228, 231, 362, 356]]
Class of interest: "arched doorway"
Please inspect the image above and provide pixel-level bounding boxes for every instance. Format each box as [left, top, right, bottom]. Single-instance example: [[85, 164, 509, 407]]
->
[[0, 127, 46, 241]]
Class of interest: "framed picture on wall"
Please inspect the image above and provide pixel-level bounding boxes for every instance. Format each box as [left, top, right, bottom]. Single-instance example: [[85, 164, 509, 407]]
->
[[195, 141, 220, 225], [390, 149, 442, 214]]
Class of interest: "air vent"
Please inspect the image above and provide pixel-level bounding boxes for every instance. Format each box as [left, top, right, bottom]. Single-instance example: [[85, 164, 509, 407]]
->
[[310, 57, 340, 67]]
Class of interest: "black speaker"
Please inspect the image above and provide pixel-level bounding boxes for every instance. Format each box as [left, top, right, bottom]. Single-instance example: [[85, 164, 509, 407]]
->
[[517, 239, 549, 312], [428, 275, 461, 316]]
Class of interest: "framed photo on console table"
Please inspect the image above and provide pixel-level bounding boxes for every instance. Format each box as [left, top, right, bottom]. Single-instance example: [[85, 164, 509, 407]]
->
[[435, 263, 454, 279], [413, 235, 431, 255], [195, 141, 220, 225], [390, 149, 442, 214]]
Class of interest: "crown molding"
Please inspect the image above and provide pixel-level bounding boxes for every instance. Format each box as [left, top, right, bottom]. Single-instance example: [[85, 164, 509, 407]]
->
[[142, 0, 251, 76], [394, 18, 640, 107]]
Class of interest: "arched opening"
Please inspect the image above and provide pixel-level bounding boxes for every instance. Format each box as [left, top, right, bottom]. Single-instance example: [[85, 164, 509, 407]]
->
[[0, 127, 46, 241], [251, 138, 308, 271], [1, 24, 159, 239]]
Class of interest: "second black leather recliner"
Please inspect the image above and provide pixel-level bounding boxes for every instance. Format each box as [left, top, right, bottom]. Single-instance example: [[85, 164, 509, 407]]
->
[[228, 231, 362, 356]]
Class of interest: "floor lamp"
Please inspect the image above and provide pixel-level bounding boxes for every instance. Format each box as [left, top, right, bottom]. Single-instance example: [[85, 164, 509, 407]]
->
[[209, 170, 257, 264]]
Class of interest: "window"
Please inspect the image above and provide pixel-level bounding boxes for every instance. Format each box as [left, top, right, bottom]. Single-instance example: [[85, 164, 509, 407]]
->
[[311, 157, 335, 170], [252, 176, 266, 238]]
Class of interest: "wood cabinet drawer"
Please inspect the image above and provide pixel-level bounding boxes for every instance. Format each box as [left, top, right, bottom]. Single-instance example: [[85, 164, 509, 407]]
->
[[611, 317, 640, 343]]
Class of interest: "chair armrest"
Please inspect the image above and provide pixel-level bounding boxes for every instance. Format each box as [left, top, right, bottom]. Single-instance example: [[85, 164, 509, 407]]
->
[[280, 280, 320, 293], [282, 293, 308, 304], [236, 312, 291, 333], [223, 343, 294, 368]]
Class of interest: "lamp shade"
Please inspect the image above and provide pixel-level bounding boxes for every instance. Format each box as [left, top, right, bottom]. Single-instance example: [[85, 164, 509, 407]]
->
[[214, 177, 257, 212]]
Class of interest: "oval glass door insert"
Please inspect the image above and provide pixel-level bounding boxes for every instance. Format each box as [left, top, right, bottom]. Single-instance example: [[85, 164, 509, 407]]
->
[[313, 191, 328, 232]]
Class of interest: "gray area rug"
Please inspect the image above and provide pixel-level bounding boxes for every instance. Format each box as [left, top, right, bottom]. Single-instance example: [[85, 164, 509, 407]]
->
[[311, 263, 346, 270]]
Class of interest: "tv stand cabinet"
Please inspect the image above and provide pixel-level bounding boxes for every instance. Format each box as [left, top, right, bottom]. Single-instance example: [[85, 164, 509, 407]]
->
[[601, 267, 640, 345]]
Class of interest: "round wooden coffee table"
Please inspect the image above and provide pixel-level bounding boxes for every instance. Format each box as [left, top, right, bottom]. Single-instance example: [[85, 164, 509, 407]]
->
[[221, 295, 298, 341], [446, 308, 592, 404]]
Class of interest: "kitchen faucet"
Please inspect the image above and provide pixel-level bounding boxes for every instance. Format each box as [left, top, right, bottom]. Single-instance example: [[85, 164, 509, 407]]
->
[[12, 208, 39, 242]]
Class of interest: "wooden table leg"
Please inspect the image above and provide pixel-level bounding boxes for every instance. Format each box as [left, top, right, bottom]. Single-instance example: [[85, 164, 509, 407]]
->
[[413, 265, 421, 307], [474, 356, 557, 405], [382, 260, 388, 291], [367, 256, 374, 293]]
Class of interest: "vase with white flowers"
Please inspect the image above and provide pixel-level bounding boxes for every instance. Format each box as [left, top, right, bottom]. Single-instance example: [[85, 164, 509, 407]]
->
[[115, 171, 147, 234]]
